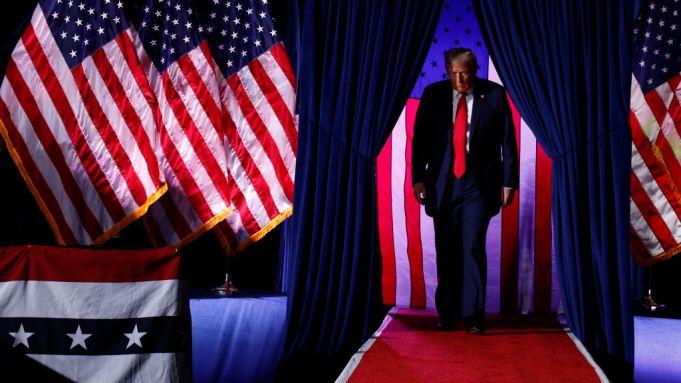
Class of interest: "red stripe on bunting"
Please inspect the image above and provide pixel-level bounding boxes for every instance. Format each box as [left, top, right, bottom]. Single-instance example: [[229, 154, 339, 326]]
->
[[0, 245, 178, 283]]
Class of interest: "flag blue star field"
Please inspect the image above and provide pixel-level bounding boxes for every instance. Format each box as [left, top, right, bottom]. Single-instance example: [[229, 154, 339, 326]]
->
[[0, 245, 189, 382], [629, 0, 681, 264], [0, 0, 297, 253], [377, 1, 560, 314]]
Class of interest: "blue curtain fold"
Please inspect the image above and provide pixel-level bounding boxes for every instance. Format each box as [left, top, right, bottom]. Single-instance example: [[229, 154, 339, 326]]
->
[[473, 0, 640, 374], [278, 0, 442, 379]]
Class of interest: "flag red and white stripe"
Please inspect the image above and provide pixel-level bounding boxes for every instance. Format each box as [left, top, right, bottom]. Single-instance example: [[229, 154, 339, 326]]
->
[[212, 43, 297, 253], [629, 0, 681, 264], [0, 5, 167, 245], [630, 75, 681, 264], [129, 1, 233, 249], [141, 0, 297, 253], [0, 0, 297, 253], [138, 43, 233, 248], [378, 59, 559, 314]]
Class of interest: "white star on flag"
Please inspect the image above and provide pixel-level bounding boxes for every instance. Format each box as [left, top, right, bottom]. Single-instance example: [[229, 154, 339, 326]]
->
[[66, 325, 92, 350], [9, 323, 35, 348], [124, 324, 147, 349]]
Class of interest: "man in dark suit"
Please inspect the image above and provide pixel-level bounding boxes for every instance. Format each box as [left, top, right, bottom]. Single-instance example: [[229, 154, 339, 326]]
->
[[412, 48, 518, 334]]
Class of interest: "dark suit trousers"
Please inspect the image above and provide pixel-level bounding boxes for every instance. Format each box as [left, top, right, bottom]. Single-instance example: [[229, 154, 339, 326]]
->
[[433, 175, 491, 326]]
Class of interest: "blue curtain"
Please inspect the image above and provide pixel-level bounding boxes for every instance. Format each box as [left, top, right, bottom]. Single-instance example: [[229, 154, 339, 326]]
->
[[473, 0, 642, 377], [278, 0, 442, 379]]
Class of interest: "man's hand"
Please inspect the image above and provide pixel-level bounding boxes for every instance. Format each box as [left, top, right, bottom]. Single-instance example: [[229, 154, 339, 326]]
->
[[413, 183, 427, 205], [501, 187, 515, 208]]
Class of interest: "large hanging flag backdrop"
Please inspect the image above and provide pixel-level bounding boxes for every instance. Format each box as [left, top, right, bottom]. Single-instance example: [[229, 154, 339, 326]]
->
[[629, 0, 681, 264], [0, 0, 296, 253], [377, 2, 559, 314]]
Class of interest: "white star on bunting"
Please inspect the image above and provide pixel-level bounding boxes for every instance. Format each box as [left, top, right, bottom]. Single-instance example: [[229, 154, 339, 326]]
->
[[66, 325, 92, 350], [9, 323, 35, 348], [124, 324, 147, 349]]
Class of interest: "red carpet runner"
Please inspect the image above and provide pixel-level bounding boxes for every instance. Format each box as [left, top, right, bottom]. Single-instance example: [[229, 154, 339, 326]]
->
[[340, 308, 603, 382]]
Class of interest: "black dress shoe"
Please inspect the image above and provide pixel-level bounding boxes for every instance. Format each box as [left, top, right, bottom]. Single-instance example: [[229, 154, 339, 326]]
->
[[435, 322, 456, 331]]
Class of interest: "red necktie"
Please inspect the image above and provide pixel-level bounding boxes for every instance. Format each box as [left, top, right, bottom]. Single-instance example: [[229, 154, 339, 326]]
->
[[453, 92, 467, 178]]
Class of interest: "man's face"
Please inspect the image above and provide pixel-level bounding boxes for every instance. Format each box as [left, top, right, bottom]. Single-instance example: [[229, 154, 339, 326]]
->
[[447, 58, 474, 93]]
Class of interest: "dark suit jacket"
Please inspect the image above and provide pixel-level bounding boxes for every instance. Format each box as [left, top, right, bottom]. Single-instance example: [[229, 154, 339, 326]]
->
[[411, 78, 519, 217]]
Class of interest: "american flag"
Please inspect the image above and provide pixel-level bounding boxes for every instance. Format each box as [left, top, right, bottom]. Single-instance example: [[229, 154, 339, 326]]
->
[[378, 5, 560, 314], [129, 0, 233, 248], [195, 0, 297, 253], [0, 0, 168, 245], [630, 0, 681, 264], [0, 0, 296, 253], [0, 245, 189, 382]]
